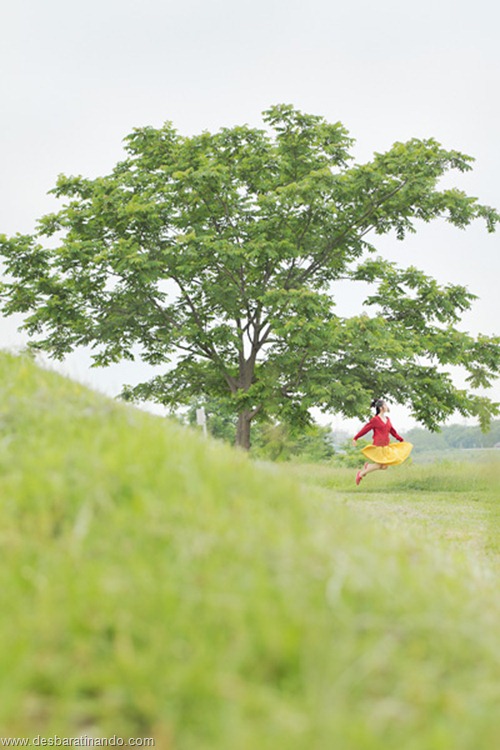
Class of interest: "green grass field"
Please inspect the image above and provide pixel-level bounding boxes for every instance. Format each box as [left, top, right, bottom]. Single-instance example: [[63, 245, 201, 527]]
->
[[1, 351, 499, 747]]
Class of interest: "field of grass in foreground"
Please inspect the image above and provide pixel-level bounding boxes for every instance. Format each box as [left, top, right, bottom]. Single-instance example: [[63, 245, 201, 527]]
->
[[1, 350, 500, 747]]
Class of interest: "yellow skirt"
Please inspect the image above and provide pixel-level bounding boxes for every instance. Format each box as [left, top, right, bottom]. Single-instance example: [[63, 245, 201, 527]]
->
[[361, 441, 413, 466]]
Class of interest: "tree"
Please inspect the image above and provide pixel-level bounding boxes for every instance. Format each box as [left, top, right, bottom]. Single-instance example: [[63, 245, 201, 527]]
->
[[1, 105, 499, 448]]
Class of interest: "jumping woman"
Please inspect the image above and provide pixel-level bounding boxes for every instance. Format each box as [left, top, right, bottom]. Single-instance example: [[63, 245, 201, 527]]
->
[[352, 399, 413, 485]]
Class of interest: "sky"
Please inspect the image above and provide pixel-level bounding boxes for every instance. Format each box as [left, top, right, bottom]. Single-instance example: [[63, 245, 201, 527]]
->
[[0, 0, 499, 433]]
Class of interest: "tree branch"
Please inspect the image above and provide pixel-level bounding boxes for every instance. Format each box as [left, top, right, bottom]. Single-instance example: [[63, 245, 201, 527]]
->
[[296, 179, 409, 284], [171, 274, 238, 391]]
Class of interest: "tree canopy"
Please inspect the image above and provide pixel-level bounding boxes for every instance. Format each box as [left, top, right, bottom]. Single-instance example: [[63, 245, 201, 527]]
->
[[1, 105, 499, 448]]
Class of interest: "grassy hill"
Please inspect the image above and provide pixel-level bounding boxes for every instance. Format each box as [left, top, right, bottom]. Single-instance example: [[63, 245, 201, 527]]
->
[[1, 351, 500, 747]]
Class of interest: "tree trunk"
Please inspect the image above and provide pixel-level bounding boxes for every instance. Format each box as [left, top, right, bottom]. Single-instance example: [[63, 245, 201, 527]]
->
[[236, 410, 252, 450]]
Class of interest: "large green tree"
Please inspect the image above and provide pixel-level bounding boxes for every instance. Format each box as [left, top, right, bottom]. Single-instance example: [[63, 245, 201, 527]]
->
[[1, 105, 499, 448]]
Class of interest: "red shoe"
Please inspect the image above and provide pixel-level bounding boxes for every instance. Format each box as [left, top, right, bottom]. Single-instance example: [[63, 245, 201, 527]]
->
[[355, 470, 363, 486]]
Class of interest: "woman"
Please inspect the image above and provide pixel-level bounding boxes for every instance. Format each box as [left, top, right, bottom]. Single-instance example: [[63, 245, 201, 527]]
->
[[352, 399, 412, 485]]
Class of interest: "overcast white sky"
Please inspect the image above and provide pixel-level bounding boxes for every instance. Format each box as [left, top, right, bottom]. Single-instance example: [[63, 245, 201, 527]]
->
[[1, 0, 499, 432]]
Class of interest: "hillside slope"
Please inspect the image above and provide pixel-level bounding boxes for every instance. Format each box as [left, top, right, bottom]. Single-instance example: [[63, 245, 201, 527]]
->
[[1, 351, 500, 747]]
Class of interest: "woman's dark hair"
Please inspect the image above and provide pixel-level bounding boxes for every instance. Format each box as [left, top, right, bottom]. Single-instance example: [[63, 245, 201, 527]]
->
[[371, 398, 386, 414]]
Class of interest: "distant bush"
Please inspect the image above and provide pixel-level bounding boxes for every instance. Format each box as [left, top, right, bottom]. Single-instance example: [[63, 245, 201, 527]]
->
[[251, 422, 336, 463], [184, 398, 336, 462], [329, 439, 372, 468], [407, 420, 500, 452]]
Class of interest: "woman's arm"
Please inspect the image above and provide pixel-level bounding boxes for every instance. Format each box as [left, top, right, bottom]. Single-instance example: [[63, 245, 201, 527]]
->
[[389, 424, 404, 442], [353, 418, 375, 442]]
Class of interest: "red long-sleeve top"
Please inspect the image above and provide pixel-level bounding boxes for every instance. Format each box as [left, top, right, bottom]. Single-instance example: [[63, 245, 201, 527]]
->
[[353, 415, 404, 446]]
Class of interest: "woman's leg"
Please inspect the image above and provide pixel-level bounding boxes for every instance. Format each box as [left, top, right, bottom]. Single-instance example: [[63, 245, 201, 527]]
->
[[361, 462, 385, 478]]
